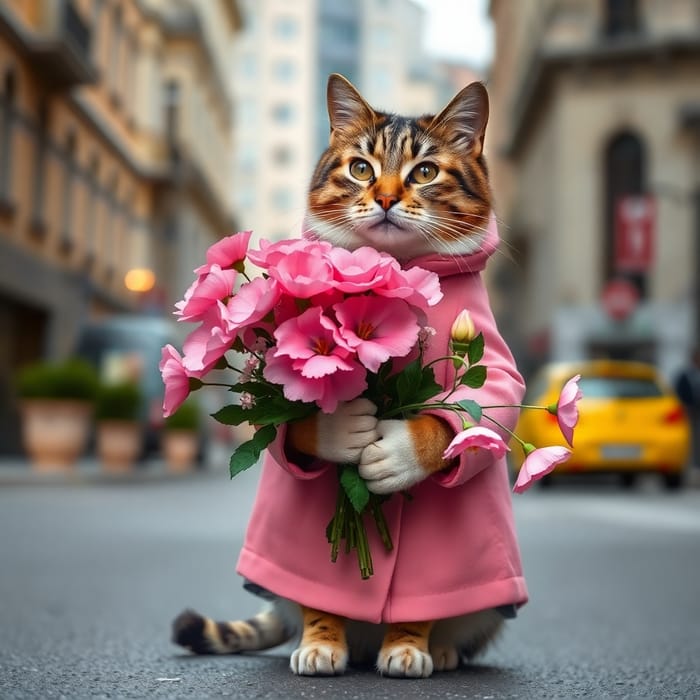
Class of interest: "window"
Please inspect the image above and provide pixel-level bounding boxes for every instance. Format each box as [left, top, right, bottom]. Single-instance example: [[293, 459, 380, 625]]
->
[[603, 131, 646, 294], [604, 0, 640, 37], [273, 58, 296, 83], [374, 26, 392, 50], [60, 131, 77, 252], [31, 102, 49, 232], [273, 16, 298, 40], [0, 69, 16, 206], [271, 187, 293, 211], [239, 99, 257, 127], [109, 6, 123, 97], [271, 103, 294, 123], [163, 80, 180, 146], [240, 52, 257, 80], [85, 155, 100, 264], [272, 145, 293, 166]]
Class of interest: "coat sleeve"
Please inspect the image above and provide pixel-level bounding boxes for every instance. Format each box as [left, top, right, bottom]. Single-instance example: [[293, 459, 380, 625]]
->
[[422, 279, 525, 488], [266, 423, 332, 480]]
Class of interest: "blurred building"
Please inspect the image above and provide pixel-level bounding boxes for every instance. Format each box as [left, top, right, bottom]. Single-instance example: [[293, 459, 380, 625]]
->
[[0, 0, 242, 452], [231, 0, 474, 242], [487, 0, 700, 380]]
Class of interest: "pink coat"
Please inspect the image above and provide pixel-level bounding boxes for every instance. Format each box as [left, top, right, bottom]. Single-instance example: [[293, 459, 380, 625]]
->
[[237, 217, 528, 624]]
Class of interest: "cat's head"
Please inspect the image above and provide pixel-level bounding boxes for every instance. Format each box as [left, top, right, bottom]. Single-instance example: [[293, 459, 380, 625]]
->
[[307, 74, 492, 261]]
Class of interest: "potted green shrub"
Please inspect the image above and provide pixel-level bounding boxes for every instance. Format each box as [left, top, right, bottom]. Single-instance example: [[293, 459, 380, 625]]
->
[[162, 398, 200, 472], [95, 381, 144, 473], [17, 358, 99, 471]]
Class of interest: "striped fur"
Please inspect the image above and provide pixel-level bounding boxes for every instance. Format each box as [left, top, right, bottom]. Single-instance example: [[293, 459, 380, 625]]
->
[[172, 601, 504, 675], [307, 73, 492, 262], [173, 75, 505, 678]]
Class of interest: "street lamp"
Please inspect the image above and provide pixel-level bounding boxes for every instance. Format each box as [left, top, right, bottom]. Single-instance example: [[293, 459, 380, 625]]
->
[[124, 268, 156, 294]]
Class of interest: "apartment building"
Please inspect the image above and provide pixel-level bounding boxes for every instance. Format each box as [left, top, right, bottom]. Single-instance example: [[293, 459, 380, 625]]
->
[[231, 0, 468, 244], [487, 0, 700, 380], [0, 0, 242, 450]]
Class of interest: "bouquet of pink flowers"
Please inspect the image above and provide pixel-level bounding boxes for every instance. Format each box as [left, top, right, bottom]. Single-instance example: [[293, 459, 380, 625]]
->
[[160, 231, 582, 578]]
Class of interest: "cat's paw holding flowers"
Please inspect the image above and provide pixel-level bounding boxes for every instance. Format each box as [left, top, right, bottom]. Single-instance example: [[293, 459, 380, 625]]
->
[[359, 416, 452, 494]]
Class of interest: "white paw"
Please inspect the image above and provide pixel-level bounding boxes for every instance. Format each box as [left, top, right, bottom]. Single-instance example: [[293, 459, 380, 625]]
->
[[290, 642, 348, 676], [430, 644, 460, 671], [377, 645, 434, 678], [316, 399, 378, 464], [359, 420, 426, 495]]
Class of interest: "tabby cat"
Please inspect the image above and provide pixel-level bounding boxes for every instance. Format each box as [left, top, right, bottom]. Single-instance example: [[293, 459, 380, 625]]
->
[[173, 74, 527, 678]]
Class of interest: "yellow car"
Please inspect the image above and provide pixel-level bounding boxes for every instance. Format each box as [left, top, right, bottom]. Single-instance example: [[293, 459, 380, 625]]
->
[[510, 360, 690, 489]]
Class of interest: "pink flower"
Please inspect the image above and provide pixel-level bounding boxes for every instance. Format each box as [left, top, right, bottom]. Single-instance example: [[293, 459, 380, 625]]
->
[[174, 265, 237, 322], [551, 374, 582, 447], [327, 246, 395, 293], [265, 352, 367, 413], [442, 426, 509, 461], [334, 296, 420, 372], [512, 445, 572, 493], [266, 248, 336, 298], [248, 238, 332, 271], [181, 306, 236, 375], [375, 265, 443, 308], [195, 230, 252, 274], [264, 307, 367, 413], [159, 345, 191, 417], [222, 277, 281, 332]]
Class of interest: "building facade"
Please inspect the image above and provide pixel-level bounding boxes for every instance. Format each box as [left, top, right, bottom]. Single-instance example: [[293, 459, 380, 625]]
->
[[487, 0, 700, 381], [0, 0, 241, 452]]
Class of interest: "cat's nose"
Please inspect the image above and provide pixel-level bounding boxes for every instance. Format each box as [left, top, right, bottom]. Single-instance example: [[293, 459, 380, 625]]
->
[[375, 193, 399, 211]]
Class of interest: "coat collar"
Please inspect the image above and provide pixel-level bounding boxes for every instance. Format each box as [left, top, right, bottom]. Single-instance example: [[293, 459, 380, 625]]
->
[[302, 212, 499, 278]]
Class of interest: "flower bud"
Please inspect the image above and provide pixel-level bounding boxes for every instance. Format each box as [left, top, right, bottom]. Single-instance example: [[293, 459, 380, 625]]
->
[[450, 310, 476, 343]]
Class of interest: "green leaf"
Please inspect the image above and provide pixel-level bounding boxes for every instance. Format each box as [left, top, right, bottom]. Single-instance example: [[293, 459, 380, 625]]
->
[[340, 464, 370, 513], [212, 404, 249, 426], [395, 360, 442, 407], [457, 399, 483, 423], [467, 332, 485, 365], [461, 365, 487, 389], [229, 424, 277, 477], [396, 359, 423, 406], [213, 397, 315, 427]]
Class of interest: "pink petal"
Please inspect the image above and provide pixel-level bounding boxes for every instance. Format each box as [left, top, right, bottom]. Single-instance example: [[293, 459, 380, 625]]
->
[[159, 345, 191, 417], [556, 374, 582, 447], [513, 446, 571, 493], [442, 426, 509, 461], [224, 278, 280, 330], [334, 296, 419, 373]]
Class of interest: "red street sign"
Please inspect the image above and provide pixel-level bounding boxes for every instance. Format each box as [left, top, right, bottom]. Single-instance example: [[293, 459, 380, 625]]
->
[[601, 278, 639, 321], [615, 195, 655, 272]]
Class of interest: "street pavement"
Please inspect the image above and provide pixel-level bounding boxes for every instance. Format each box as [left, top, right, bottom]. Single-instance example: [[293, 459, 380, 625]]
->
[[1, 460, 699, 699]]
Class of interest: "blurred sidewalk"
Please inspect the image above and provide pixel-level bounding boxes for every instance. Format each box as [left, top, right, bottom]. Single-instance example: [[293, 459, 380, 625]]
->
[[0, 443, 233, 487]]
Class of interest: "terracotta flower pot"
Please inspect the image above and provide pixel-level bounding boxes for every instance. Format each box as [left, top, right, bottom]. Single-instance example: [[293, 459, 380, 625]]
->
[[97, 420, 142, 473], [20, 400, 93, 472], [163, 430, 198, 472]]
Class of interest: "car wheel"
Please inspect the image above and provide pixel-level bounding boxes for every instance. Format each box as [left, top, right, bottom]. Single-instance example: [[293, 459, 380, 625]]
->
[[620, 473, 637, 489], [538, 475, 553, 489], [662, 473, 683, 491]]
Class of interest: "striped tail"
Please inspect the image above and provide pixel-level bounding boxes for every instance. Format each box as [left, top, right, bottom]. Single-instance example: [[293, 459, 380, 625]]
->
[[172, 606, 293, 655]]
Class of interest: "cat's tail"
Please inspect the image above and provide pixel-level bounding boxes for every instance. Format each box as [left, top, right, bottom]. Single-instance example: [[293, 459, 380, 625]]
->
[[172, 606, 293, 655]]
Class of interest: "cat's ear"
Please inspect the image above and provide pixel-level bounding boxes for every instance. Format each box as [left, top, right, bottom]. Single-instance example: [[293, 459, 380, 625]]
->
[[327, 74, 375, 135], [430, 82, 489, 156]]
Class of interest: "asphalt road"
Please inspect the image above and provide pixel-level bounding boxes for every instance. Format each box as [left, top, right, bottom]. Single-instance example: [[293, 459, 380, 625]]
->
[[1, 466, 699, 699]]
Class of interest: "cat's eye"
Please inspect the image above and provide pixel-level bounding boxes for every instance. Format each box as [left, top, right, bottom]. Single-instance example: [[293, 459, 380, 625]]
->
[[349, 159, 374, 181], [410, 162, 439, 184]]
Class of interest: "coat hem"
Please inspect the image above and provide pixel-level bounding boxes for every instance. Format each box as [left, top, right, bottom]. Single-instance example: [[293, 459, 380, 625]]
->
[[238, 546, 528, 624]]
